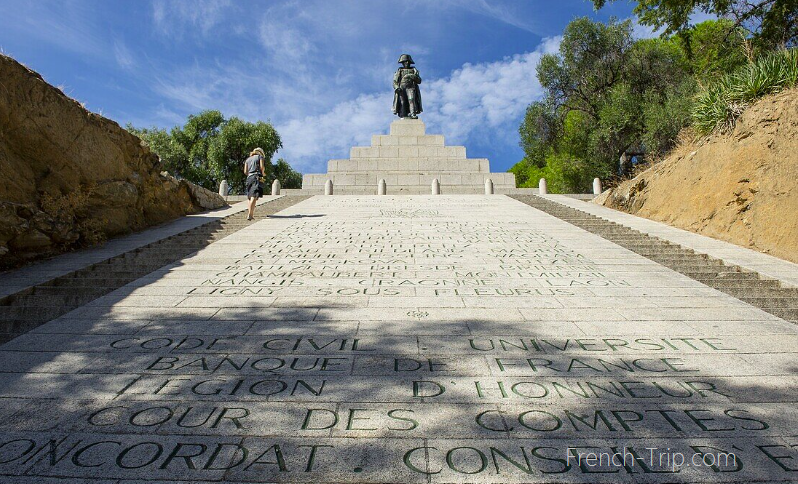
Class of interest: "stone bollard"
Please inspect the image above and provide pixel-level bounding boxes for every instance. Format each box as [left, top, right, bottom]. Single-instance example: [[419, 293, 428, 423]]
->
[[378, 179, 387, 195], [592, 177, 602, 195], [324, 179, 333, 195], [218, 180, 228, 197], [484, 178, 494, 195], [272, 179, 281, 196], [539, 178, 548, 195], [432, 178, 440, 195]]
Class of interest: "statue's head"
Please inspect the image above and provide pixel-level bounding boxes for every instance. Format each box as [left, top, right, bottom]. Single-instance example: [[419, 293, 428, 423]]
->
[[398, 54, 414, 66]]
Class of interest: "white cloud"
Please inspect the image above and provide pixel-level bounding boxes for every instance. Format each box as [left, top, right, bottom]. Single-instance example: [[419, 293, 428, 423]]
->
[[152, 0, 232, 37], [0, 1, 106, 58], [151, 62, 268, 120], [436, 0, 541, 34], [258, 2, 315, 64], [113, 40, 135, 70], [278, 36, 561, 173]]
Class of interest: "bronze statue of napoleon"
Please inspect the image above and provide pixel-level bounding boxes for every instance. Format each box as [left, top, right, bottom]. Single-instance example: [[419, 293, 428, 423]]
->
[[392, 54, 423, 119]]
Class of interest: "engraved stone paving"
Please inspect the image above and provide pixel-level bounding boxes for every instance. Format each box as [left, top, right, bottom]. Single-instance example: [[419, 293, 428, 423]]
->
[[0, 195, 796, 483]]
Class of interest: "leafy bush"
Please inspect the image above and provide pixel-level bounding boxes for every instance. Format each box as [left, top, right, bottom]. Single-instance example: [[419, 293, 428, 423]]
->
[[512, 152, 608, 194], [694, 48, 798, 134]]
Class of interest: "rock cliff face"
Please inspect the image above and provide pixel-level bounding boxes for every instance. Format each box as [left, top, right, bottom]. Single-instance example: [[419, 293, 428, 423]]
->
[[0, 54, 225, 269], [596, 88, 798, 263]]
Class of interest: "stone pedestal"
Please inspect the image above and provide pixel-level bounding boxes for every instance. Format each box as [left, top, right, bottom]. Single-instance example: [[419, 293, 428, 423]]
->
[[296, 119, 528, 195]]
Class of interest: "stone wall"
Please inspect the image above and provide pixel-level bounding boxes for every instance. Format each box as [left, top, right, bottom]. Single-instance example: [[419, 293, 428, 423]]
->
[[0, 54, 225, 269]]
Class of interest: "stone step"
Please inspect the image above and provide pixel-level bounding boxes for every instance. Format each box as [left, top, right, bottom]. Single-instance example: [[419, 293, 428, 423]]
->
[[621, 239, 686, 244], [678, 269, 743, 275], [41, 277, 136, 287], [331, 157, 481, 170], [626, 244, 693, 249], [0, 306, 71, 321], [633, 254, 708, 261], [615, 243, 680, 248], [724, 288, 798, 298], [652, 259, 726, 267], [371, 134, 445, 147], [99, 263, 181, 271], [5, 294, 100, 307], [682, 272, 756, 280], [689, 272, 759, 280], [741, 297, 798, 308], [660, 262, 728, 267], [625, 242, 691, 247], [704, 279, 782, 289], [597, 233, 664, 237], [62, 266, 159, 276], [62, 266, 167, 275], [128, 244, 207, 250], [31, 286, 110, 296]]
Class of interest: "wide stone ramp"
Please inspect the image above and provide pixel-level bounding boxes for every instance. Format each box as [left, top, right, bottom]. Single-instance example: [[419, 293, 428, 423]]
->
[[0, 195, 796, 483]]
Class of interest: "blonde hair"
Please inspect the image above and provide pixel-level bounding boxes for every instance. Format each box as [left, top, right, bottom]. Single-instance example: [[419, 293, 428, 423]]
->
[[250, 148, 266, 157]]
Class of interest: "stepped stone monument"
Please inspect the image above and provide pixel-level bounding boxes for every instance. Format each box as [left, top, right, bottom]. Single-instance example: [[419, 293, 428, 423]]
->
[[295, 118, 522, 194]]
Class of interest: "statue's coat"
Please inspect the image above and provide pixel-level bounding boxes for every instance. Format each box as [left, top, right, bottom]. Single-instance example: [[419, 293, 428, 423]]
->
[[392, 67, 423, 118]]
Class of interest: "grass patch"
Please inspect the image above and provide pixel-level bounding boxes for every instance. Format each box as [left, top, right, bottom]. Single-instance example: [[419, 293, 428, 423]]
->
[[693, 48, 798, 135]]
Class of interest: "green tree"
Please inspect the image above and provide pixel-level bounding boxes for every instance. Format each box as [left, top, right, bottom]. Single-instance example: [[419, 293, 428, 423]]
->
[[517, 100, 559, 169], [511, 18, 749, 192], [513, 18, 694, 190], [272, 158, 303, 190], [675, 18, 748, 81], [128, 110, 286, 192], [511, 18, 747, 192], [592, 0, 797, 49]]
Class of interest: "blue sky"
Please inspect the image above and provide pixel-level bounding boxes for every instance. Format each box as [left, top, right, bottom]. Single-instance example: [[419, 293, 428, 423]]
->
[[0, 0, 645, 174]]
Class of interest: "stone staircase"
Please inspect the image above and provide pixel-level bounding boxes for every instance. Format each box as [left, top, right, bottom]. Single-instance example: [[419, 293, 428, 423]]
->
[[511, 195, 798, 324], [0, 196, 311, 344]]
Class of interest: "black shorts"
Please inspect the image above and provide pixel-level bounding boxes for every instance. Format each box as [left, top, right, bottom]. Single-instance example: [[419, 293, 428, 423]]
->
[[246, 175, 263, 199]]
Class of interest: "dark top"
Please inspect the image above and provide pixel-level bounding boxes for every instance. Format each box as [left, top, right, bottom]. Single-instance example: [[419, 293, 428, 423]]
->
[[245, 154, 263, 176]]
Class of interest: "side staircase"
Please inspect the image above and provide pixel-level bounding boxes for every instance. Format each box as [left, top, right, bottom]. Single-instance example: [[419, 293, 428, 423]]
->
[[0, 196, 311, 344], [511, 195, 798, 324]]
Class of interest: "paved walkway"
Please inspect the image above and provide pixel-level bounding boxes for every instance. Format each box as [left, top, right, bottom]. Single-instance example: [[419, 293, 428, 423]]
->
[[0, 195, 796, 482]]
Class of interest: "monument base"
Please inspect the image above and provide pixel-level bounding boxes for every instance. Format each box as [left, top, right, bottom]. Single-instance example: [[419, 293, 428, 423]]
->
[[293, 118, 536, 195]]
